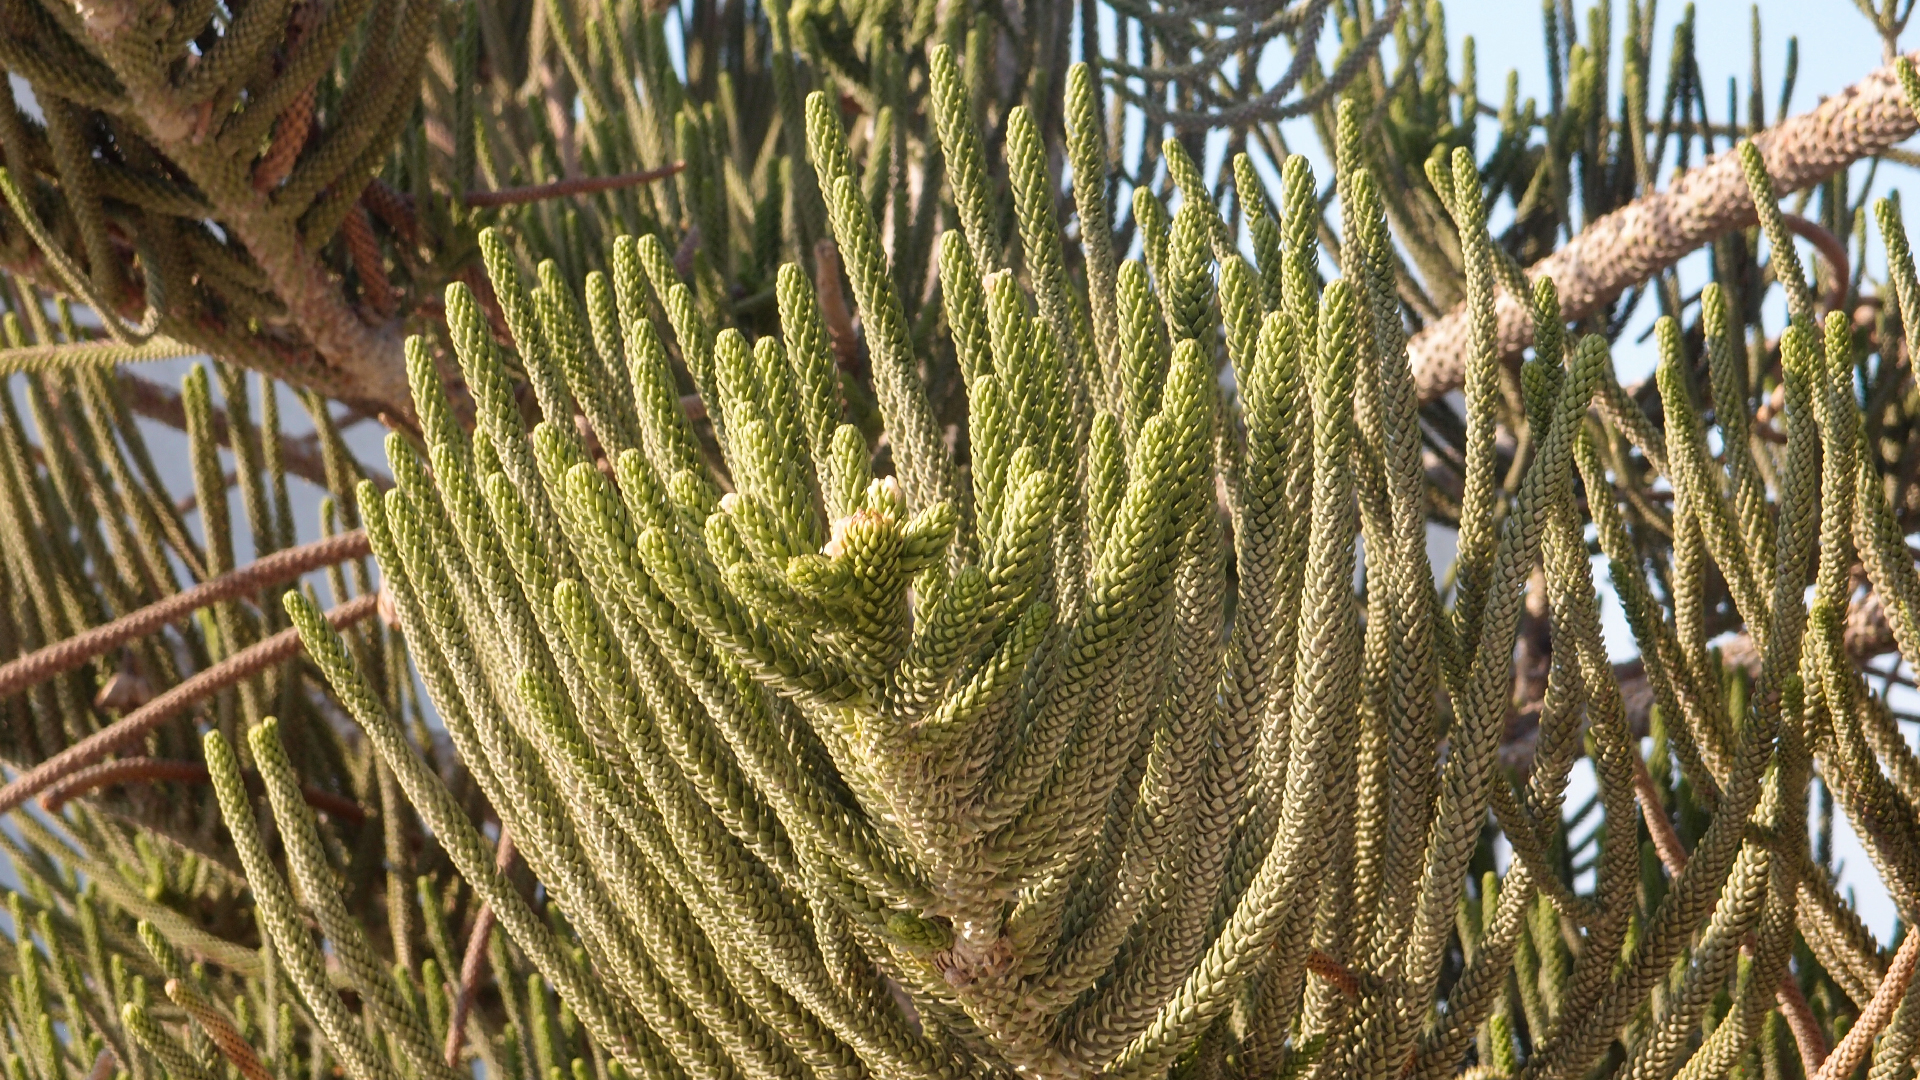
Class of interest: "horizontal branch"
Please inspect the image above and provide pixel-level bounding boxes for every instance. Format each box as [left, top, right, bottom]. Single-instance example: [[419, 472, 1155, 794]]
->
[[0, 529, 371, 699], [39, 756, 368, 824], [116, 372, 338, 489], [0, 592, 378, 817], [1409, 50, 1920, 402], [0, 336, 200, 374], [462, 163, 685, 208]]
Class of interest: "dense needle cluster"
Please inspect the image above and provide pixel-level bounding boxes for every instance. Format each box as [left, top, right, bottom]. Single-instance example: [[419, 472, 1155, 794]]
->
[[267, 71, 1920, 1079], [10, 0, 1920, 1079]]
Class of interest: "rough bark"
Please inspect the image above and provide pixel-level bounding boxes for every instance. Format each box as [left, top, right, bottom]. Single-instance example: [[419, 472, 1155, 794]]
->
[[1409, 51, 1920, 402]]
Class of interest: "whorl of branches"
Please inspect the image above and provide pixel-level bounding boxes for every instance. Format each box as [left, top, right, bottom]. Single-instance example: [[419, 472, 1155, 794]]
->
[[8, 2, 1920, 1080]]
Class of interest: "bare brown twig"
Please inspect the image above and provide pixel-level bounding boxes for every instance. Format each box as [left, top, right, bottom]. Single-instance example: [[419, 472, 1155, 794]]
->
[[1633, 752, 1831, 1073], [0, 593, 378, 816], [444, 830, 516, 1067], [1778, 976, 1832, 1077], [0, 530, 371, 700], [1630, 754, 1691, 877], [38, 757, 368, 824], [461, 164, 686, 208], [812, 239, 863, 373], [1812, 927, 1920, 1080]]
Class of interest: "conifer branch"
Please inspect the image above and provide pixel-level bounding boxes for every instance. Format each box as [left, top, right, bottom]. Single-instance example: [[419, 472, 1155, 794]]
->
[[37, 757, 368, 824], [0, 530, 370, 699], [1408, 51, 1920, 401], [4, 8, 1920, 1080], [0, 337, 199, 374], [462, 165, 688, 207], [0, 593, 378, 815]]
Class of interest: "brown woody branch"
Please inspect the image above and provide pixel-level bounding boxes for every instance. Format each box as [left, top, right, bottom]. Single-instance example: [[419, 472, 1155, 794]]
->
[[0, 529, 371, 700], [39, 757, 367, 824], [1409, 51, 1920, 402], [444, 830, 516, 1067], [0, 593, 378, 816], [812, 240, 864, 373], [461, 163, 686, 208], [1779, 213, 1851, 313], [1631, 752, 1831, 1074]]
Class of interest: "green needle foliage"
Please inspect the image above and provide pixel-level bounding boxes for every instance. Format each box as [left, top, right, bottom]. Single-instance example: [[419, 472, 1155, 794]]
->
[[74, 67, 1920, 1080], [13, 1, 1920, 1079]]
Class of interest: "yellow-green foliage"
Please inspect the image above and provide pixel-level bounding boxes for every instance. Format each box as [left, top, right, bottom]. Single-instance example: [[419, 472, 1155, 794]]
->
[[9, 2, 1920, 1079], [261, 73, 1920, 1080]]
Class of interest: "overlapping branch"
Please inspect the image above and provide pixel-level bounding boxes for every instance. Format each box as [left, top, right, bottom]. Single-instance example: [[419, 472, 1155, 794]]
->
[[1409, 50, 1920, 400]]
